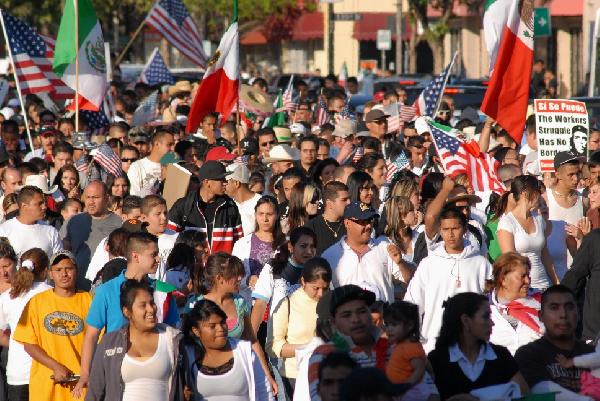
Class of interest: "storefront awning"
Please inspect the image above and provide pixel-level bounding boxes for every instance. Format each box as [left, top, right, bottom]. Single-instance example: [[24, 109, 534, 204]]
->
[[240, 28, 267, 46], [292, 12, 324, 41], [352, 13, 411, 41]]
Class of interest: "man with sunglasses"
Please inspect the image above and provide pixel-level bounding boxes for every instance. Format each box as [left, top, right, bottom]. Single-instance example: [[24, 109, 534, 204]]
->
[[322, 201, 408, 303], [364, 109, 389, 141], [257, 128, 277, 159]]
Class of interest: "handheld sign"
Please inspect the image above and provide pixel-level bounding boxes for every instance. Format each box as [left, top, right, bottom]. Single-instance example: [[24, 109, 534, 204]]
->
[[535, 99, 589, 172]]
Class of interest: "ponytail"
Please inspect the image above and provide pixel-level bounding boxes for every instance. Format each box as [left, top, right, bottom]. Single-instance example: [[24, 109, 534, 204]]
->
[[11, 248, 48, 299], [491, 191, 511, 222]]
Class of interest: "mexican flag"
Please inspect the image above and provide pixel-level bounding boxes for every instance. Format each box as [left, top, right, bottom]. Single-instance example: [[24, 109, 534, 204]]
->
[[53, 0, 107, 111], [186, 0, 239, 133], [267, 90, 286, 128], [481, 0, 534, 145]]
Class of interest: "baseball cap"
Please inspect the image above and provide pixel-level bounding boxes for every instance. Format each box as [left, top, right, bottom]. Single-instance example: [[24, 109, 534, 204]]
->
[[364, 109, 390, 123], [206, 146, 236, 162], [316, 284, 376, 320], [50, 250, 77, 267], [240, 136, 258, 155], [198, 160, 227, 181], [290, 123, 307, 137], [553, 151, 583, 170], [343, 201, 379, 221], [332, 120, 357, 139], [160, 151, 181, 166], [225, 163, 250, 184]]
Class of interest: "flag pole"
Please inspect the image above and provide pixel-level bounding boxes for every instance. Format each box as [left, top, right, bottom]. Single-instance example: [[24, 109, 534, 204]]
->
[[432, 51, 458, 117], [0, 10, 34, 153], [74, 0, 80, 133], [115, 18, 147, 66]]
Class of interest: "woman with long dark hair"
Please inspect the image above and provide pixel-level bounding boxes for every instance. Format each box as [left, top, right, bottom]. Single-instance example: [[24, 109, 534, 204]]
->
[[250, 226, 317, 334], [86, 280, 182, 401], [232, 196, 285, 299], [428, 292, 529, 400], [347, 171, 376, 209], [180, 299, 272, 400], [52, 164, 81, 201], [311, 158, 339, 189]]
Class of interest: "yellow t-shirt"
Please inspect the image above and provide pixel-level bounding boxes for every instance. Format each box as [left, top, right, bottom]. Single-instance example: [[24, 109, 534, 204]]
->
[[13, 289, 92, 401]]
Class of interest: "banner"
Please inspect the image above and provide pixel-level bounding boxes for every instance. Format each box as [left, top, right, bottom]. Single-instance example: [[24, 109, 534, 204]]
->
[[535, 99, 589, 172]]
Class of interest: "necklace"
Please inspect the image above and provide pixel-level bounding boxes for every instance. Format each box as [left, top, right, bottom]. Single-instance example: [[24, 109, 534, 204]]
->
[[553, 188, 574, 198], [323, 218, 342, 238]]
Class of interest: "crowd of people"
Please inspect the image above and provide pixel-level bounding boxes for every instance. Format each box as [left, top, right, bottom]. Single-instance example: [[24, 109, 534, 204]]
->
[[0, 69, 598, 401]]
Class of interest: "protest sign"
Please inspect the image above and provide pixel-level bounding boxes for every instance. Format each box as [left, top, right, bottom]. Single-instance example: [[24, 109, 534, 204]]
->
[[535, 99, 589, 172], [163, 163, 191, 209]]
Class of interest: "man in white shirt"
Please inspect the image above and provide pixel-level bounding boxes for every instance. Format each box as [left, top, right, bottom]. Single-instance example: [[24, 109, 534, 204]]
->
[[127, 129, 175, 196], [321, 202, 407, 303], [225, 163, 261, 235], [0, 186, 62, 257]]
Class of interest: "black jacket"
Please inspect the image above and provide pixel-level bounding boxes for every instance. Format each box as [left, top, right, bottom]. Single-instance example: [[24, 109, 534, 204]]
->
[[167, 190, 242, 254], [562, 229, 600, 341]]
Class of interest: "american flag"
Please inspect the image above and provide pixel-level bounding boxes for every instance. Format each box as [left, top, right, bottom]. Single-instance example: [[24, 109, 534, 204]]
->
[[413, 52, 457, 117], [132, 91, 159, 127], [385, 151, 410, 181], [93, 143, 122, 177], [282, 76, 297, 113], [1, 11, 72, 99], [234, 155, 249, 165], [80, 107, 110, 134], [140, 47, 175, 86], [334, 101, 355, 125], [352, 146, 364, 163], [315, 96, 330, 126], [428, 118, 504, 193], [145, 0, 207, 66], [74, 155, 91, 172]]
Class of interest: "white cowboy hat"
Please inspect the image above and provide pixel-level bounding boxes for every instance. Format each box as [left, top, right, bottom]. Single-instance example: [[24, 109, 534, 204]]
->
[[263, 144, 300, 164], [22, 174, 58, 195]]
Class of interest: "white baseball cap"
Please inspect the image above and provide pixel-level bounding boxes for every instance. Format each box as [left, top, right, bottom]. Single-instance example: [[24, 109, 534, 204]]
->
[[225, 163, 251, 184]]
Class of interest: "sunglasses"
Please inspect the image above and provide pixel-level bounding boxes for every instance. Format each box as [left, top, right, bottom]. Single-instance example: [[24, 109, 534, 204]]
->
[[372, 120, 387, 125], [121, 158, 138, 163], [260, 140, 276, 147]]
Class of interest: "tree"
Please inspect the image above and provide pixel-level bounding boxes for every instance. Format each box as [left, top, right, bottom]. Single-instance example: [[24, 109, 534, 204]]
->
[[406, 0, 482, 73]]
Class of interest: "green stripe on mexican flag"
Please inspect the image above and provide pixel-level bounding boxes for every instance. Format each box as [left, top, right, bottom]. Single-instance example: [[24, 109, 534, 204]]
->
[[53, 0, 107, 111], [481, 0, 534, 145]]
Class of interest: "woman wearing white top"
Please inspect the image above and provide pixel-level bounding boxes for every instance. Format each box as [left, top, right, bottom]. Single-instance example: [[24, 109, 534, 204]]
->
[[487, 252, 543, 355], [232, 196, 285, 301], [497, 175, 558, 290], [86, 279, 182, 401], [0, 248, 50, 401]]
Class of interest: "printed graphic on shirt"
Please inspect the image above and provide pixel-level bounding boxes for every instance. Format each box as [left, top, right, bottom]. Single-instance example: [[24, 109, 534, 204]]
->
[[44, 311, 84, 336]]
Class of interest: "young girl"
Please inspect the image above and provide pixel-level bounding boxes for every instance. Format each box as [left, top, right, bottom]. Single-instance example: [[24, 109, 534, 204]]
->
[[383, 301, 428, 401]]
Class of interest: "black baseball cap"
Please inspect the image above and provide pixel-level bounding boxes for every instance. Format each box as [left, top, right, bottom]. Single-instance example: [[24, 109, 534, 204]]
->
[[316, 284, 376, 320], [553, 151, 583, 170], [240, 136, 258, 155], [198, 160, 227, 181], [343, 201, 379, 221]]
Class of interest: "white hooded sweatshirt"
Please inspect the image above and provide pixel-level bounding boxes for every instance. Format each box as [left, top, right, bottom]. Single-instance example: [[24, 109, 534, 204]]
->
[[405, 240, 492, 353]]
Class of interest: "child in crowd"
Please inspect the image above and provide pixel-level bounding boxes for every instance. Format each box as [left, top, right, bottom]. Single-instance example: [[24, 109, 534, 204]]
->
[[383, 301, 428, 400]]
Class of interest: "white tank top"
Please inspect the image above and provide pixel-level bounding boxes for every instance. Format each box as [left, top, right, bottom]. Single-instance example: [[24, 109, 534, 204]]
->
[[121, 331, 172, 401], [547, 189, 583, 273], [195, 356, 250, 401]]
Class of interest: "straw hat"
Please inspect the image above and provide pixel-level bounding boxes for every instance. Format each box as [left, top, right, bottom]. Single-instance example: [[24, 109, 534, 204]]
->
[[167, 81, 192, 97], [263, 144, 300, 163]]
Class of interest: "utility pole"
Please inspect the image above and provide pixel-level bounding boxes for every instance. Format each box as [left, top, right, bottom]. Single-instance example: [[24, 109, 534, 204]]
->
[[395, 0, 403, 74], [328, 2, 334, 74]]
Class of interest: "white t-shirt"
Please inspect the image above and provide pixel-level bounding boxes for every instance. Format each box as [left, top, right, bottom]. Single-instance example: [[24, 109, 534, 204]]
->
[[236, 193, 261, 235], [0, 218, 63, 258], [127, 157, 162, 197], [498, 212, 549, 289], [0, 282, 52, 384]]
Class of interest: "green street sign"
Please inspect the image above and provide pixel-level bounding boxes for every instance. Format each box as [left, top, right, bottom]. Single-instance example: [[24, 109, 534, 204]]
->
[[534, 7, 551, 37]]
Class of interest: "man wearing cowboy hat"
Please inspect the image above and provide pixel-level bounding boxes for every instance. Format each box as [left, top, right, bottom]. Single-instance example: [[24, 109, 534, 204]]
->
[[263, 144, 300, 176], [163, 81, 192, 123]]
